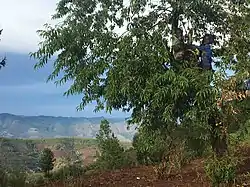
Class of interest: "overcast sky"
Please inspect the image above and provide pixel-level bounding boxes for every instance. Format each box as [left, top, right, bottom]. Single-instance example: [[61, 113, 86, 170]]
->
[[0, 0, 235, 118], [0, 0, 130, 118]]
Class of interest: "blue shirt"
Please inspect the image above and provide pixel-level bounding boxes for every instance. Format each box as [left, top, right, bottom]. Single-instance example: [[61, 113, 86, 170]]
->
[[197, 44, 213, 67]]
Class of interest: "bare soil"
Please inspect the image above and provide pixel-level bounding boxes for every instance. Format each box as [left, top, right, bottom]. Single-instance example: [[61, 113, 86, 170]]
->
[[44, 146, 250, 187]]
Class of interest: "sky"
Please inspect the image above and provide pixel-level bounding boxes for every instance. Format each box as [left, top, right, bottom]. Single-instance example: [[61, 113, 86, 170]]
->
[[0, 0, 236, 118], [0, 0, 130, 118]]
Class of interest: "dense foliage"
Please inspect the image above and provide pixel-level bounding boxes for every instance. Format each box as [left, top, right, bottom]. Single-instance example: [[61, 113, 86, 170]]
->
[[31, 0, 250, 159], [95, 119, 133, 170], [132, 130, 166, 165], [39, 148, 55, 177]]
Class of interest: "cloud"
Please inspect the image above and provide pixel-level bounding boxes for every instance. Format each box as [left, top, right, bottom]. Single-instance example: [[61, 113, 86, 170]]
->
[[0, 0, 59, 53], [0, 1, 131, 118], [0, 0, 129, 54]]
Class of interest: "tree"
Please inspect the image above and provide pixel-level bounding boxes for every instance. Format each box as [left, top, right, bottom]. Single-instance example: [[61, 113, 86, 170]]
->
[[39, 148, 55, 177], [60, 138, 83, 165], [96, 119, 126, 170], [31, 0, 250, 157], [132, 130, 167, 165]]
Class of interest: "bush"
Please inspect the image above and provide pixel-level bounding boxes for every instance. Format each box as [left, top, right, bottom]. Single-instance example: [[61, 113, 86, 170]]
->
[[52, 164, 85, 181], [205, 155, 239, 187], [0, 168, 8, 187], [0, 168, 27, 187], [132, 129, 166, 165], [154, 140, 192, 179], [185, 137, 210, 158], [26, 173, 46, 186], [7, 171, 27, 187], [123, 147, 138, 167]]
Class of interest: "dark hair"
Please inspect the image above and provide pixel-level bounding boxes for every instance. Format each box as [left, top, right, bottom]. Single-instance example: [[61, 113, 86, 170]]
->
[[202, 34, 216, 44]]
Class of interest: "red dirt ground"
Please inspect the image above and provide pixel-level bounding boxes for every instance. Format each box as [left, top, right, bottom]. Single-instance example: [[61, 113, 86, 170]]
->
[[44, 146, 250, 187], [36, 143, 98, 166]]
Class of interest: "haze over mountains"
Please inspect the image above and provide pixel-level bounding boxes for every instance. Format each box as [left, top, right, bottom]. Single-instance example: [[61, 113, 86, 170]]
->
[[0, 113, 136, 142]]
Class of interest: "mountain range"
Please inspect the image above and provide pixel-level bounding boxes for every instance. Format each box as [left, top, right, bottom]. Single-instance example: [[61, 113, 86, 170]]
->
[[0, 113, 137, 142]]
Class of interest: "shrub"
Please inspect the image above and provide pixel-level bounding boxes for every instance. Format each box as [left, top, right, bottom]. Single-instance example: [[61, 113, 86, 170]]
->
[[154, 140, 191, 179], [185, 137, 210, 158], [123, 147, 138, 167], [0, 167, 8, 187], [7, 170, 27, 187], [132, 129, 166, 165], [205, 155, 239, 187], [52, 164, 85, 181], [0, 168, 27, 187], [26, 172, 46, 186]]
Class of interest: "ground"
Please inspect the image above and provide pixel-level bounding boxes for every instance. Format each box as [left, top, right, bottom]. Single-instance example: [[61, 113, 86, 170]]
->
[[4, 137, 250, 186], [44, 145, 250, 187], [35, 138, 131, 167]]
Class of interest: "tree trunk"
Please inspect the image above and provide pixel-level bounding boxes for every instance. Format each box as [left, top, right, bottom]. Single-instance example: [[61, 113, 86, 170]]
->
[[209, 116, 228, 157], [212, 132, 228, 157]]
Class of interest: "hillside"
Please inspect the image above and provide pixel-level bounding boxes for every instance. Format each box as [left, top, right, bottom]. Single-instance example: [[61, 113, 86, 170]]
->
[[0, 137, 40, 171], [0, 113, 136, 142]]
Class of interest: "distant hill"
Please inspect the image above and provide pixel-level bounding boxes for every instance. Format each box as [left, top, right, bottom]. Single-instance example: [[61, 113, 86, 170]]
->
[[0, 113, 137, 142]]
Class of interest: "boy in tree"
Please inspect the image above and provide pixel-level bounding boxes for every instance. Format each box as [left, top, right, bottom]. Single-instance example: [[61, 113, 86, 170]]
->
[[172, 28, 185, 60], [197, 34, 216, 71]]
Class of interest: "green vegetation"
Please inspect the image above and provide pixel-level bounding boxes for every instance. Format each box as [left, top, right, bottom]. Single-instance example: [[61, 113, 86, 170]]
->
[[39, 148, 56, 177], [132, 130, 166, 165], [93, 120, 136, 170], [1, 0, 250, 186], [205, 155, 239, 187], [0, 138, 40, 172], [0, 124, 135, 186], [29, 0, 250, 185], [1, 126, 250, 186]]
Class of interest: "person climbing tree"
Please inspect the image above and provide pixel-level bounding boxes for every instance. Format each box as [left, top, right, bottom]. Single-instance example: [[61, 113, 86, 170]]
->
[[172, 28, 185, 61], [197, 34, 216, 71], [172, 28, 200, 63], [172, 32, 216, 71]]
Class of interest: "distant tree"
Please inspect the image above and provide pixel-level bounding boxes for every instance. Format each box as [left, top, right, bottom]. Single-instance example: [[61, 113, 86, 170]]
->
[[39, 148, 55, 177], [60, 138, 83, 165], [0, 29, 6, 70], [96, 119, 126, 170]]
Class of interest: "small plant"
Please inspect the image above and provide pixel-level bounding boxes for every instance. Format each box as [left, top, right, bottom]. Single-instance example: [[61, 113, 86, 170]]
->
[[123, 147, 138, 167], [52, 164, 85, 181], [185, 136, 211, 158], [154, 140, 189, 179], [205, 155, 238, 187], [26, 172, 46, 186], [132, 129, 166, 165]]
